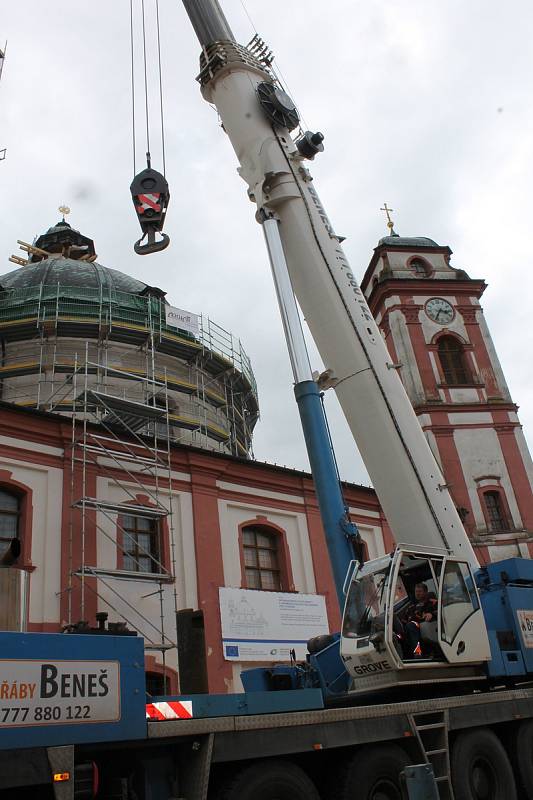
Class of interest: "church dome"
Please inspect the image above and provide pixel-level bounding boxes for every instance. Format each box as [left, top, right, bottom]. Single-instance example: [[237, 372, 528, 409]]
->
[[0, 218, 153, 302], [0, 219, 259, 458], [0, 256, 148, 296]]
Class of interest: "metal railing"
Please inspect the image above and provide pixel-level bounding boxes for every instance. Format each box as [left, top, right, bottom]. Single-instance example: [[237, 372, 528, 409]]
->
[[0, 284, 257, 397]]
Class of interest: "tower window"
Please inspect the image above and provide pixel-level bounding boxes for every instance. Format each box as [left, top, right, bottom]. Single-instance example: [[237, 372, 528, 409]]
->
[[410, 258, 430, 276], [242, 526, 281, 591], [438, 336, 470, 385], [0, 490, 19, 561], [483, 491, 510, 532], [122, 515, 160, 573]]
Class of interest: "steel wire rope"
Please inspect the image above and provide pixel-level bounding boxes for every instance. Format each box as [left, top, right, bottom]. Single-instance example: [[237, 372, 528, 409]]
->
[[141, 0, 151, 163], [129, 0, 137, 175], [239, 0, 257, 33], [155, 0, 167, 175]]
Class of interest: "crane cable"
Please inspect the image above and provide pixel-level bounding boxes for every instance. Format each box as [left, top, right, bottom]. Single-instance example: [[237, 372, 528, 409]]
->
[[128, 0, 170, 255], [155, 0, 166, 175], [129, 0, 167, 175], [141, 0, 151, 165], [129, 0, 136, 176]]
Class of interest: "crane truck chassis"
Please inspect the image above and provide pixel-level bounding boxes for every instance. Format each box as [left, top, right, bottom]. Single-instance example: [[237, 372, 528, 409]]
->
[[1, 629, 533, 800]]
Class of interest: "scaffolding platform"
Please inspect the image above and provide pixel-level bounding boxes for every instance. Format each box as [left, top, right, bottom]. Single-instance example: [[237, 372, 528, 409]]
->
[[79, 390, 167, 432], [74, 566, 171, 582], [72, 498, 168, 518]]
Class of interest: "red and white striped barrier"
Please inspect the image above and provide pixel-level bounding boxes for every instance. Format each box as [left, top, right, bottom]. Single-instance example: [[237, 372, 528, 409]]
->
[[146, 700, 193, 720]]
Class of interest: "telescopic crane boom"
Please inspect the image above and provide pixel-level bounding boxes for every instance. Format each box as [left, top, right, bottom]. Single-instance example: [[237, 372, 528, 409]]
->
[[180, 0, 493, 692], [181, 0, 475, 561]]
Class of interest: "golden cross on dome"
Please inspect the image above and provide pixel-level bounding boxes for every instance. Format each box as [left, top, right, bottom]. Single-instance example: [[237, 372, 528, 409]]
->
[[58, 205, 71, 221], [380, 202, 396, 233]]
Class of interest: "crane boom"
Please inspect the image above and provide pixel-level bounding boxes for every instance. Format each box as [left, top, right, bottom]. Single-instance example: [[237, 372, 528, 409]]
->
[[181, 0, 476, 565]]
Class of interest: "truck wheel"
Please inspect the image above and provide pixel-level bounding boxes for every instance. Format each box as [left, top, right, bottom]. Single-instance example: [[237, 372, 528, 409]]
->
[[451, 728, 517, 800], [511, 719, 533, 797], [215, 759, 320, 800], [332, 744, 410, 799]]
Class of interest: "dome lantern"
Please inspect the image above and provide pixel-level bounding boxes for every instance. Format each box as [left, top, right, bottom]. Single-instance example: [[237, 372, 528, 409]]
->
[[31, 219, 97, 263]]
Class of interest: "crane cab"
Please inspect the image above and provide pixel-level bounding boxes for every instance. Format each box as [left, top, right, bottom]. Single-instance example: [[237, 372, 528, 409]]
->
[[340, 546, 491, 694]]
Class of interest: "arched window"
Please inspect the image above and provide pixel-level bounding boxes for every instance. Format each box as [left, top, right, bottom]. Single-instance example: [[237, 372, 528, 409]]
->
[[0, 490, 19, 561], [242, 526, 281, 591], [122, 514, 160, 573], [410, 258, 430, 277], [483, 491, 510, 532], [438, 336, 470, 385]]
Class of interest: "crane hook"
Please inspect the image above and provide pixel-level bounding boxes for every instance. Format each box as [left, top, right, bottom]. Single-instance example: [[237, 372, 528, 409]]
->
[[130, 157, 170, 255]]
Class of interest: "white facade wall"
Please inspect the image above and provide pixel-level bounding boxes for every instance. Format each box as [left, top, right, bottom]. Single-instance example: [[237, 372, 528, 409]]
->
[[218, 499, 316, 594], [453, 428, 522, 530], [93, 476, 199, 667], [389, 309, 426, 404], [476, 311, 512, 400], [0, 453, 63, 626]]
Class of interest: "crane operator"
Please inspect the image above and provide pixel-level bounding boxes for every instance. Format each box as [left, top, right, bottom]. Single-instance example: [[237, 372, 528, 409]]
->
[[402, 582, 438, 658]]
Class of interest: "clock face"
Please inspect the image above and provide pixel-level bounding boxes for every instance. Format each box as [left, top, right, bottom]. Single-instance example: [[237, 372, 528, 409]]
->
[[425, 298, 454, 324]]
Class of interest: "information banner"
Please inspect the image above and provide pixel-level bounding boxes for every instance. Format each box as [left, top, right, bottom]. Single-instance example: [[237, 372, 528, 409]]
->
[[0, 660, 120, 727], [165, 305, 199, 336], [219, 587, 329, 661]]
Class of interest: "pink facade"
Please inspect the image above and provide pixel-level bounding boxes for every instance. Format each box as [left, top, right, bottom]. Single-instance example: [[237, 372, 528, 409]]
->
[[0, 402, 385, 692]]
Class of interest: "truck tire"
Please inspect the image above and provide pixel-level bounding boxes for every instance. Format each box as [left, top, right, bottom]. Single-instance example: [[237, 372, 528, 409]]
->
[[511, 719, 533, 797], [451, 728, 517, 800], [215, 759, 320, 800], [332, 743, 410, 800]]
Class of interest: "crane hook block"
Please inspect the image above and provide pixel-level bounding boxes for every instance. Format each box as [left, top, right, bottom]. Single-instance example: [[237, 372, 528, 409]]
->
[[130, 167, 170, 255]]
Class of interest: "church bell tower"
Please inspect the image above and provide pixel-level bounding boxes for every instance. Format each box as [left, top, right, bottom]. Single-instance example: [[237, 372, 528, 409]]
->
[[361, 213, 533, 563]]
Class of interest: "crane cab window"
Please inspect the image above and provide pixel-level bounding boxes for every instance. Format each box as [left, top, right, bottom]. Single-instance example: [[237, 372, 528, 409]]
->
[[441, 561, 478, 645], [342, 565, 389, 639]]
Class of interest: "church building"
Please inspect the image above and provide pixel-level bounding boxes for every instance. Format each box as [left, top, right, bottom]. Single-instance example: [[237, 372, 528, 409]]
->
[[0, 217, 531, 693]]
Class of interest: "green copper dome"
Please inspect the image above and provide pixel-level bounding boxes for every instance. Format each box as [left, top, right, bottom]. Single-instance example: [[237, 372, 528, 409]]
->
[[0, 256, 148, 296], [0, 219, 152, 300]]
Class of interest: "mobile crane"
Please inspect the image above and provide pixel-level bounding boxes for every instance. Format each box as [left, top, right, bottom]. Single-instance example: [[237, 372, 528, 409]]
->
[[2, 3, 533, 799], [179, 0, 533, 699]]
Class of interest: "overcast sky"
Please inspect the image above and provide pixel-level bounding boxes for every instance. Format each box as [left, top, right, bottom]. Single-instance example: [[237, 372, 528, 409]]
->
[[1, 0, 533, 487]]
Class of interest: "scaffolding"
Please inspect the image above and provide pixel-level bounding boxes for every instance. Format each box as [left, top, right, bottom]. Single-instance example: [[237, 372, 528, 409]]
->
[[63, 355, 180, 682], [0, 280, 259, 457]]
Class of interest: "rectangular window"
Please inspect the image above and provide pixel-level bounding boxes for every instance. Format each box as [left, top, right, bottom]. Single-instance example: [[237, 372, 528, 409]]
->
[[242, 527, 281, 591], [438, 337, 470, 385], [484, 491, 510, 532], [0, 490, 19, 561], [122, 515, 160, 573]]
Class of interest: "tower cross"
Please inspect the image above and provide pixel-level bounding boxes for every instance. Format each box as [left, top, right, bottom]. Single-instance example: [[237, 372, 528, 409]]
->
[[380, 202, 396, 233]]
